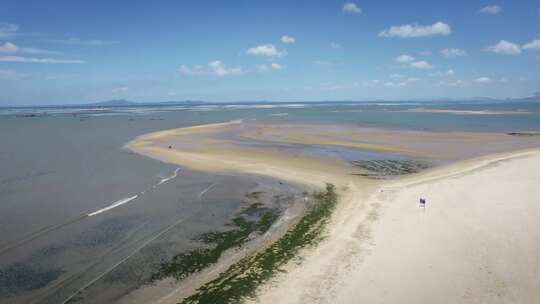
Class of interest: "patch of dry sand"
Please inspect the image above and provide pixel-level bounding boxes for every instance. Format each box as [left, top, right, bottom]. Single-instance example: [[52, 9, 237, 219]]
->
[[253, 150, 540, 304]]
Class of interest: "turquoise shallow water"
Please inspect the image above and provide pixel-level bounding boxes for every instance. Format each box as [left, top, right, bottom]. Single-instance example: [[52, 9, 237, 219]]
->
[[0, 101, 539, 303]]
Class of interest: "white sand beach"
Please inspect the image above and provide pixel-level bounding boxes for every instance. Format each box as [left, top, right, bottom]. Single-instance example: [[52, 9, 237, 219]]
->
[[254, 150, 540, 304]]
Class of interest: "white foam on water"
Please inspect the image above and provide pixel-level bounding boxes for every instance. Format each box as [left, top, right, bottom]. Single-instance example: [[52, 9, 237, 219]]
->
[[88, 195, 139, 217], [157, 168, 181, 186]]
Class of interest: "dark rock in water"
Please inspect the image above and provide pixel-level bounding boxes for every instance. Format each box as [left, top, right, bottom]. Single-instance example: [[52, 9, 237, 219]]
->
[[15, 113, 45, 118], [351, 159, 431, 178], [507, 132, 540, 137]]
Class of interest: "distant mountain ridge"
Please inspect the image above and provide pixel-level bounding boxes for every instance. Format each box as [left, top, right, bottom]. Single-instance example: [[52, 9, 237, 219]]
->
[[507, 91, 540, 103], [88, 99, 138, 106], [87, 95, 540, 106], [9, 92, 537, 108], [87, 99, 206, 106]]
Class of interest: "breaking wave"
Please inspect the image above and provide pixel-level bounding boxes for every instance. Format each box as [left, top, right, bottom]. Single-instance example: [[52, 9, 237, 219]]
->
[[157, 168, 181, 186], [87, 195, 139, 217]]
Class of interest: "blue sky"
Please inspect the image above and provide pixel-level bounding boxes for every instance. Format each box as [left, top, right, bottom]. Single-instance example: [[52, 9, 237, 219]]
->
[[0, 0, 539, 105]]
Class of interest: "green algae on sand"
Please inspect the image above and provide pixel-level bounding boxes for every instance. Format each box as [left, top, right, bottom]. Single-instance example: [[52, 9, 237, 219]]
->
[[150, 203, 280, 283], [180, 184, 338, 304]]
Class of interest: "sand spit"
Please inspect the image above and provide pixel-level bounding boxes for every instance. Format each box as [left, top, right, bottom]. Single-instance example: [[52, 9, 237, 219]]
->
[[127, 121, 357, 189], [127, 121, 540, 304], [401, 108, 537, 115]]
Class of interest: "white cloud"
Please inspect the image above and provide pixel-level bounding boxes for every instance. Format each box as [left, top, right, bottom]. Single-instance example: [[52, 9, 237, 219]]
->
[[314, 60, 336, 67], [281, 35, 295, 44], [361, 77, 418, 88], [485, 40, 521, 55], [167, 91, 177, 96], [330, 42, 342, 49], [440, 79, 468, 87], [318, 82, 360, 91], [257, 63, 283, 72], [0, 69, 30, 80], [410, 60, 434, 69], [256, 64, 269, 72], [384, 81, 407, 88], [18, 47, 58, 55], [384, 77, 419, 88], [207, 61, 243, 76], [48, 38, 119, 46], [342, 3, 362, 14], [430, 69, 456, 77], [523, 39, 540, 50], [246, 44, 286, 57], [394, 54, 415, 63], [361, 79, 382, 87], [0, 23, 18, 38], [0, 56, 83, 64], [112, 87, 129, 93], [479, 5, 502, 15], [394, 55, 433, 69], [179, 61, 244, 76], [441, 48, 468, 57], [379, 22, 451, 38], [0, 42, 18, 53], [270, 63, 283, 70], [475, 77, 492, 84], [0, 42, 58, 55], [0, 69, 16, 80]]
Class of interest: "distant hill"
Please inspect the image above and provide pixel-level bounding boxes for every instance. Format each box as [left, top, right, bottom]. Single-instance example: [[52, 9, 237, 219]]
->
[[81, 93, 540, 108], [507, 91, 540, 103], [88, 99, 138, 106], [87, 99, 208, 106]]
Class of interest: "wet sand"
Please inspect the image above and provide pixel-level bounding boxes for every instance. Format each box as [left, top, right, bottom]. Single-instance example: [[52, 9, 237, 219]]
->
[[127, 120, 540, 303]]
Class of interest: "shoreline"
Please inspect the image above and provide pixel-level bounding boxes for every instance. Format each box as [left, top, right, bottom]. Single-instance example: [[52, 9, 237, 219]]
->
[[126, 121, 540, 303]]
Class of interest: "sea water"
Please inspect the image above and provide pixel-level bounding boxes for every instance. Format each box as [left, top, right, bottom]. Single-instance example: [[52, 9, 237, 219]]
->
[[1, 100, 539, 303]]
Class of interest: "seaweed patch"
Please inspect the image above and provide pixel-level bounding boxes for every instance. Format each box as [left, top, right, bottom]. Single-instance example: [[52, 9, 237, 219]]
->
[[180, 184, 338, 304], [351, 159, 431, 178], [150, 203, 280, 282]]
